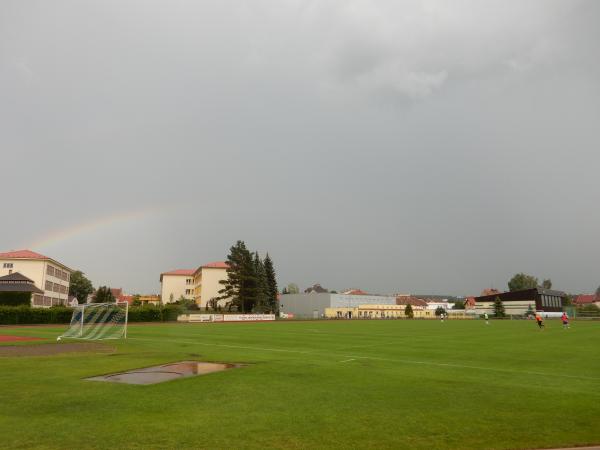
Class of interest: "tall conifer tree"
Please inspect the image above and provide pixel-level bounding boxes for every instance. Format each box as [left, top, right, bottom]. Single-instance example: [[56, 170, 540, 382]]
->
[[263, 253, 278, 313]]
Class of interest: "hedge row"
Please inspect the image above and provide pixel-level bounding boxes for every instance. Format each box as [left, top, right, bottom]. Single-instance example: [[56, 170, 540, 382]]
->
[[0, 304, 185, 325], [0, 292, 32, 307], [0, 306, 73, 325]]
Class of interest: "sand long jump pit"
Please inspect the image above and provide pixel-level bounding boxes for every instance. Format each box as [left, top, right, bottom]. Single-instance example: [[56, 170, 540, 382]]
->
[[86, 361, 245, 385]]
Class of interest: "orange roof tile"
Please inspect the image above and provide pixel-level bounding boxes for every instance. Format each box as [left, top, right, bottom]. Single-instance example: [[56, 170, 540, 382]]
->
[[161, 269, 196, 276], [0, 249, 50, 260]]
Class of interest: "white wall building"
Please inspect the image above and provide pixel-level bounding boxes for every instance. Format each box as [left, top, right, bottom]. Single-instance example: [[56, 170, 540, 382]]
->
[[280, 293, 398, 319], [160, 262, 229, 308], [160, 269, 195, 303], [0, 249, 73, 307]]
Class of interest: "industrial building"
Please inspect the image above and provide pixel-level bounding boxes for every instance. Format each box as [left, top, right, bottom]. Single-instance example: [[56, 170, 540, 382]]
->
[[474, 287, 567, 315], [280, 293, 398, 319]]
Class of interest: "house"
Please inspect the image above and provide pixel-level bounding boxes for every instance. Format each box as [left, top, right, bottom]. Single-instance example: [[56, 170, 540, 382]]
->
[[192, 262, 229, 308], [0, 272, 44, 305], [280, 292, 398, 319], [0, 250, 73, 307], [160, 269, 196, 303], [160, 262, 229, 308], [573, 294, 600, 307], [395, 296, 428, 309]]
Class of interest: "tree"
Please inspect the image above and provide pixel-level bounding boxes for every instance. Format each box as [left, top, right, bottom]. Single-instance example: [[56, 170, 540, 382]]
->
[[94, 286, 115, 303], [131, 294, 141, 306], [404, 304, 414, 318], [493, 296, 506, 317], [595, 286, 600, 300], [207, 297, 219, 311], [175, 295, 197, 310], [435, 306, 446, 316], [286, 283, 300, 294], [217, 241, 258, 313], [452, 301, 465, 310], [263, 253, 278, 314], [526, 303, 535, 317], [508, 273, 538, 292], [68, 271, 94, 304], [252, 252, 270, 313], [541, 279, 552, 289]]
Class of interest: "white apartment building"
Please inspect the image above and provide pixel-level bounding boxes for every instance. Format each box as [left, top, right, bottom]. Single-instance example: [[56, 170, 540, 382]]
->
[[159, 269, 195, 303], [0, 249, 73, 307], [160, 261, 229, 308]]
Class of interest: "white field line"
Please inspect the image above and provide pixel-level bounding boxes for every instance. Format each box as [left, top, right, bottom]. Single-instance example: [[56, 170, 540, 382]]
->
[[127, 337, 600, 382], [338, 358, 355, 363]]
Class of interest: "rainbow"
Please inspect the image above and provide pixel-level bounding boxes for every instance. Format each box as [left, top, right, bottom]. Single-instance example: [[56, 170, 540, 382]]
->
[[28, 204, 174, 250]]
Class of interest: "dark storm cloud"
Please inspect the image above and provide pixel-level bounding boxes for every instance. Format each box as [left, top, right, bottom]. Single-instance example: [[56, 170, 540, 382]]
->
[[1, 0, 598, 295]]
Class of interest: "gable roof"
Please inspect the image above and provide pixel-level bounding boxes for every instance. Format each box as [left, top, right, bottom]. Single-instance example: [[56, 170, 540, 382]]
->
[[574, 294, 596, 304], [0, 249, 73, 272], [0, 272, 36, 283], [0, 249, 49, 260], [396, 296, 428, 307], [0, 271, 44, 294]]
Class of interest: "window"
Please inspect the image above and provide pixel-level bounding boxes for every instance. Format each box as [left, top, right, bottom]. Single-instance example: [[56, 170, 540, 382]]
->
[[47, 266, 55, 276], [186, 278, 192, 285], [3, 263, 13, 268], [45, 281, 52, 291]]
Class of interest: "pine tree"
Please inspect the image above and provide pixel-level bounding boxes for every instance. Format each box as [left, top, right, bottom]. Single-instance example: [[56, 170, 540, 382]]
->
[[253, 252, 269, 313], [493, 296, 506, 318], [404, 304, 414, 318], [217, 241, 258, 312], [263, 253, 278, 314]]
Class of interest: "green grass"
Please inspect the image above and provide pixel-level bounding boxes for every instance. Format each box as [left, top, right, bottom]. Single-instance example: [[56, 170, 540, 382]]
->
[[1, 320, 599, 449]]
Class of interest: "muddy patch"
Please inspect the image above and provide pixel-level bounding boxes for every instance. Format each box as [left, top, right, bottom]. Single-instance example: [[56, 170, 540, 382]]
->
[[0, 342, 115, 357], [86, 361, 244, 385]]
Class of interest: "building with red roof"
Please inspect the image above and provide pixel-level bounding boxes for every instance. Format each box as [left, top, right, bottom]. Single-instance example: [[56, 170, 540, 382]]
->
[[573, 294, 599, 306], [0, 249, 73, 308], [160, 261, 229, 307]]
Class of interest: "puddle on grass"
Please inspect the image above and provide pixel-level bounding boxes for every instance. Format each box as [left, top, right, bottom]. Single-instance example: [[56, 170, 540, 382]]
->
[[85, 361, 244, 385]]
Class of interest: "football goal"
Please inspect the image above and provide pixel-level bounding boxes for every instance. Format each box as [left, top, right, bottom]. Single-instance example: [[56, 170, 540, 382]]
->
[[57, 302, 128, 341]]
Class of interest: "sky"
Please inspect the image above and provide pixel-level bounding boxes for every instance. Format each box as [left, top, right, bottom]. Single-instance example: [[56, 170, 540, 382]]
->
[[1, 0, 599, 296]]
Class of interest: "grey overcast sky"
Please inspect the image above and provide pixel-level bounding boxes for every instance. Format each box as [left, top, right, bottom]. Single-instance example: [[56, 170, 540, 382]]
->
[[1, 0, 599, 296]]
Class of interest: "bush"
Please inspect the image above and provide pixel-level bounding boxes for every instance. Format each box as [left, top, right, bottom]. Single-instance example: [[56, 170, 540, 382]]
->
[[124, 304, 184, 322], [0, 304, 185, 325], [0, 292, 32, 306], [0, 306, 73, 325]]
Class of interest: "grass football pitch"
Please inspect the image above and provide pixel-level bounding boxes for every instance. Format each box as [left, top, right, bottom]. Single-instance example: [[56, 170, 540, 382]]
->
[[1, 319, 599, 449]]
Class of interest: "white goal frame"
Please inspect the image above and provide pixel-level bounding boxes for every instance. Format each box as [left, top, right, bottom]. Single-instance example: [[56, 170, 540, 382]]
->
[[57, 301, 129, 341]]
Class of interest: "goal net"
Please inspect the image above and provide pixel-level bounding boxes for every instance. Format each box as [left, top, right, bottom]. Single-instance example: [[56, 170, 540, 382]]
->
[[57, 302, 128, 341]]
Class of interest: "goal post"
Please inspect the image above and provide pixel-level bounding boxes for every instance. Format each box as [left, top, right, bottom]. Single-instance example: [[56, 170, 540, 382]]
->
[[57, 302, 129, 341]]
